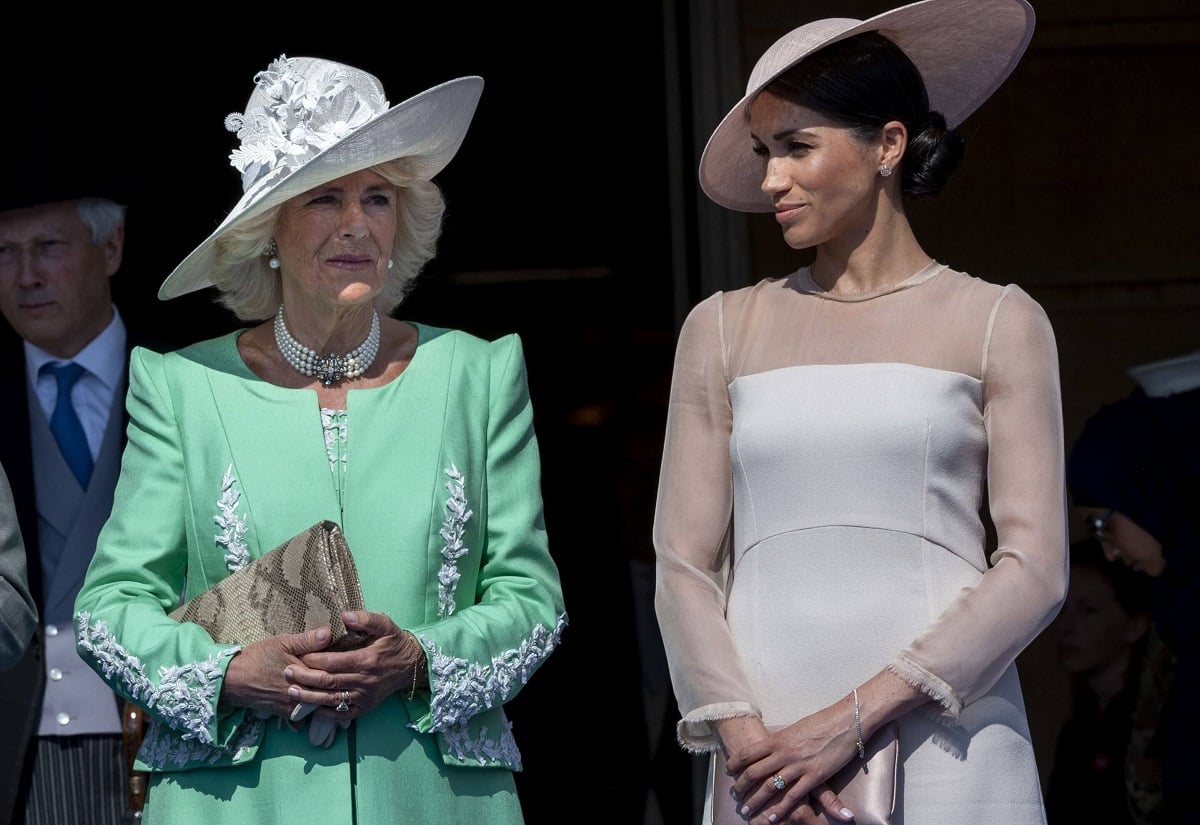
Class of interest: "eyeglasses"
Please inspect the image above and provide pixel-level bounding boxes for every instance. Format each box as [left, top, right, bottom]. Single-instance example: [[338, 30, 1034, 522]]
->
[[1087, 509, 1114, 544]]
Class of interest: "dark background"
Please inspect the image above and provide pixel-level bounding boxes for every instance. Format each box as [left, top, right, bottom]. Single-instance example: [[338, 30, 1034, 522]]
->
[[23, 2, 1191, 821], [14, 10, 694, 825]]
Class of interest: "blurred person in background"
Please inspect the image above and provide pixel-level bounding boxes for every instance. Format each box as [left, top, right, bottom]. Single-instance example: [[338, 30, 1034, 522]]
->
[[1068, 365, 1200, 825], [1046, 537, 1154, 825]]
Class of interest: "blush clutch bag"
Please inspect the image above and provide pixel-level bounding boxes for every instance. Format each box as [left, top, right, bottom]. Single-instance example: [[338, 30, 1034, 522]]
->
[[169, 519, 368, 651], [711, 721, 899, 825]]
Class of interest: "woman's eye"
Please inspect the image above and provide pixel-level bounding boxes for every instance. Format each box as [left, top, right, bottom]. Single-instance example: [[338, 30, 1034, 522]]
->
[[751, 144, 768, 157], [787, 141, 812, 155]]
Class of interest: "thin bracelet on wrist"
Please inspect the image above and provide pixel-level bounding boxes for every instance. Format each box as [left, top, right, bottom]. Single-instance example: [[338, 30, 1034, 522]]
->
[[852, 687, 866, 759], [404, 631, 424, 701], [406, 664, 419, 700]]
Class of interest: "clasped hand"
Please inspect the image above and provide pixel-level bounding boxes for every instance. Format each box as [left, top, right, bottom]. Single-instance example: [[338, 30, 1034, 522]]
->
[[722, 709, 860, 825], [221, 610, 423, 746]]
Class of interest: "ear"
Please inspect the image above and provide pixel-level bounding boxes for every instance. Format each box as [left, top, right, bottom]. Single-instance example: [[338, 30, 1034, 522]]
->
[[879, 120, 908, 172], [103, 223, 125, 278], [1125, 613, 1151, 644]]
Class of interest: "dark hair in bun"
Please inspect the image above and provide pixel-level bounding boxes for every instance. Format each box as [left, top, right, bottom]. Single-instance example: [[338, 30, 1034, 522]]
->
[[766, 31, 965, 198]]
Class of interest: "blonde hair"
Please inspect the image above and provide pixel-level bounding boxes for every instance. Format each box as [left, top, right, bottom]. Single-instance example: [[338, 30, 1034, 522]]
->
[[211, 159, 446, 321]]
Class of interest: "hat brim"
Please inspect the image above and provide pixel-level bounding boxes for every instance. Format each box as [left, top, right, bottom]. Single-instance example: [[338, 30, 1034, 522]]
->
[[699, 0, 1035, 213], [158, 75, 484, 300]]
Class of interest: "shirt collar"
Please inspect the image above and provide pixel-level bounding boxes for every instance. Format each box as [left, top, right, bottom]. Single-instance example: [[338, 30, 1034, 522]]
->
[[24, 307, 128, 391]]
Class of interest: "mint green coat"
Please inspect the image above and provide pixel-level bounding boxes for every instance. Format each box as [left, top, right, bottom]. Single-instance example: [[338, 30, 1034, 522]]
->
[[74, 323, 567, 824]]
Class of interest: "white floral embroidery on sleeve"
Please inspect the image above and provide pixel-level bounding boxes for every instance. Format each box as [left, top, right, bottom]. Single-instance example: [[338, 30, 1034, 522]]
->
[[422, 613, 567, 731], [138, 714, 265, 769], [76, 613, 239, 746], [441, 717, 523, 770]]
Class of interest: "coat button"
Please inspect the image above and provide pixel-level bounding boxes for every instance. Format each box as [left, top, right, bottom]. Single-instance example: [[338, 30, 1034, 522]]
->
[[49, 668, 63, 681], [56, 713, 70, 726], [45, 624, 59, 637]]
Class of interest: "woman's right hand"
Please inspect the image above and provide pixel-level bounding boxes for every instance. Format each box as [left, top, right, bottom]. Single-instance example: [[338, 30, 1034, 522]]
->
[[219, 627, 334, 719]]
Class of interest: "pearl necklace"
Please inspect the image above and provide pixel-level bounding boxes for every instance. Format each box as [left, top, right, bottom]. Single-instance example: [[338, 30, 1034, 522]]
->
[[273, 305, 381, 387]]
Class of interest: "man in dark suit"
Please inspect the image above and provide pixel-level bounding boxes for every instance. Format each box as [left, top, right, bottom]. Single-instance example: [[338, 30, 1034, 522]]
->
[[0, 177, 153, 824]]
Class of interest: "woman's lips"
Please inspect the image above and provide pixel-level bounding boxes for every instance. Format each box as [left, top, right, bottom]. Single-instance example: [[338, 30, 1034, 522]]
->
[[326, 256, 372, 269], [774, 204, 805, 224]]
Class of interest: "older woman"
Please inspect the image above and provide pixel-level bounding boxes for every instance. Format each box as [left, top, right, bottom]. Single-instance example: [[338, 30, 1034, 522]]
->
[[73, 55, 567, 823]]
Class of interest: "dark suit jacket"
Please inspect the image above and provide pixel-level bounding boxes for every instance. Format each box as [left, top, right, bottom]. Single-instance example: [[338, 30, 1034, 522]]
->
[[0, 312, 161, 824]]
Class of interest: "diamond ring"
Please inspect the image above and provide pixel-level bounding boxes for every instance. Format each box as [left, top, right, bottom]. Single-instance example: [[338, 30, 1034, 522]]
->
[[335, 690, 350, 712], [770, 774, 786, 792]]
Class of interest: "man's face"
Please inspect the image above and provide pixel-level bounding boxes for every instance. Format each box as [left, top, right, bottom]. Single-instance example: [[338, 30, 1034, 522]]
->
[[0, 200, 120, 358]]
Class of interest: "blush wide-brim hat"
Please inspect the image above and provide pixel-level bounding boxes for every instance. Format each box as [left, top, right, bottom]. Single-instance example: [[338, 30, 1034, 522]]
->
[[699, 0, 1035, 213], [158, 55, 483, 300]]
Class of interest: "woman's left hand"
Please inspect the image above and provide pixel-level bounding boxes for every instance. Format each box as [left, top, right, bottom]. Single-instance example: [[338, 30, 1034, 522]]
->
[[725, 702, 860, 825], [284, 610, 424, 720]]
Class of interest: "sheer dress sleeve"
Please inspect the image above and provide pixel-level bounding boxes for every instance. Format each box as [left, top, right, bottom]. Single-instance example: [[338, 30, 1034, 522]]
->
[[653, 293, 759, 751], [890, 285, 1069, 718]]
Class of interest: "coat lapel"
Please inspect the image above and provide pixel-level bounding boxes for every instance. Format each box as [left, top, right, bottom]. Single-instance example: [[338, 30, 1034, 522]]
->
[[202, 365, 344, 554]]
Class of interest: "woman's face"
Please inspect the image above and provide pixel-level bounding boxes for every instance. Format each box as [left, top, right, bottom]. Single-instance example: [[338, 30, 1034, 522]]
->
[[1074, 506, 1167, 577], [748, 89, 880, 251], [274, 168, 397, 310], [1051, 564, 1147, 677]]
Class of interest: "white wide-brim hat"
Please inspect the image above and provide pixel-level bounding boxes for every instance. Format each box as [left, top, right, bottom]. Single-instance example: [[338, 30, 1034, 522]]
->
[[699, 0, 1035, 213], [159, 55, 483, 300]]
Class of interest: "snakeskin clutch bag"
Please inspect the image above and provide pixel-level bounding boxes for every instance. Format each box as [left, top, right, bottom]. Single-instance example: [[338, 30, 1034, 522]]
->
[[169, 520, 368, 651], [711, 721, 899, 825]]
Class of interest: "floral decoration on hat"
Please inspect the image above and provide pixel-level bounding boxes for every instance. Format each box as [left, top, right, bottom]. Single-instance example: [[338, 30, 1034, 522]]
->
[[224, 55, 390, 193]]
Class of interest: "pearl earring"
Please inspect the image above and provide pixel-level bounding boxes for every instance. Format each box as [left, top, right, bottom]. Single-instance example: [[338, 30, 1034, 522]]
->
[[387, 259, 394, 270], [879, 165, 893, 178], [266, 240, 280, 270]]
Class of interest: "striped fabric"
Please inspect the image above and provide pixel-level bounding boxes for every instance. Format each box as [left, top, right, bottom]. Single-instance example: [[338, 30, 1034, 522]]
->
[[24, 735, 129, 825]]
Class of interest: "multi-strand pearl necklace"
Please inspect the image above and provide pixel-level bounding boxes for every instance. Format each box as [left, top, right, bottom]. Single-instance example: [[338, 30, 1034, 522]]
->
[[273, 305, 381, 387]]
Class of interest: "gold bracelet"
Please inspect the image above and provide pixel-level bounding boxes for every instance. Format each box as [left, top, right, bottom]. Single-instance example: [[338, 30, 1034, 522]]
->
[[852, 687, 865, 759], [405, 632, 423, 701]]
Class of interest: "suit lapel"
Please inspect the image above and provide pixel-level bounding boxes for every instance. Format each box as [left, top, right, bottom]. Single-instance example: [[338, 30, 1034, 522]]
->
[[41, 388, 128, 617]]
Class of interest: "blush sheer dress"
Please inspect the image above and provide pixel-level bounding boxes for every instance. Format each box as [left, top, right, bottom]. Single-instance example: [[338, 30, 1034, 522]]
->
[[653, 262, 1068, 824]]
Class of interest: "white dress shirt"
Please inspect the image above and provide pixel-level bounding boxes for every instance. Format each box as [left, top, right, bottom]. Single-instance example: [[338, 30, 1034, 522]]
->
[[25, 308, 127, 457]]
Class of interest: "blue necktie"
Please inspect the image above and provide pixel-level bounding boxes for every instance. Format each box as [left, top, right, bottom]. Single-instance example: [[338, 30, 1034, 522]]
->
[[45, 362, 93, 489]]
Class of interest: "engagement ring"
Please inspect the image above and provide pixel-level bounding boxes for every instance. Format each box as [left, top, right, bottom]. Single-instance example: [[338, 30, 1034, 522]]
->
[[771, 774, 786, 792], [335, 691, 350, 712]]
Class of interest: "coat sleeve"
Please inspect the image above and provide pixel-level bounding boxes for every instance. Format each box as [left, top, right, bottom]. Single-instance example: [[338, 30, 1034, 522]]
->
[[0, 461, 37, 671], [73, 347, 253, 766], [404, 334, 568, 737]]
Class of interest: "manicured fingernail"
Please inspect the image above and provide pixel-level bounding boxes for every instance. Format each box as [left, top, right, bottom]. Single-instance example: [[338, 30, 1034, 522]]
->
[[740, 805, 749, 816], [841, 808, 855, 820], [288, 686, 299, 699], [768, 815, 778, 823], [284, 668, 294, 679], [316, 628, 329, 641]]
